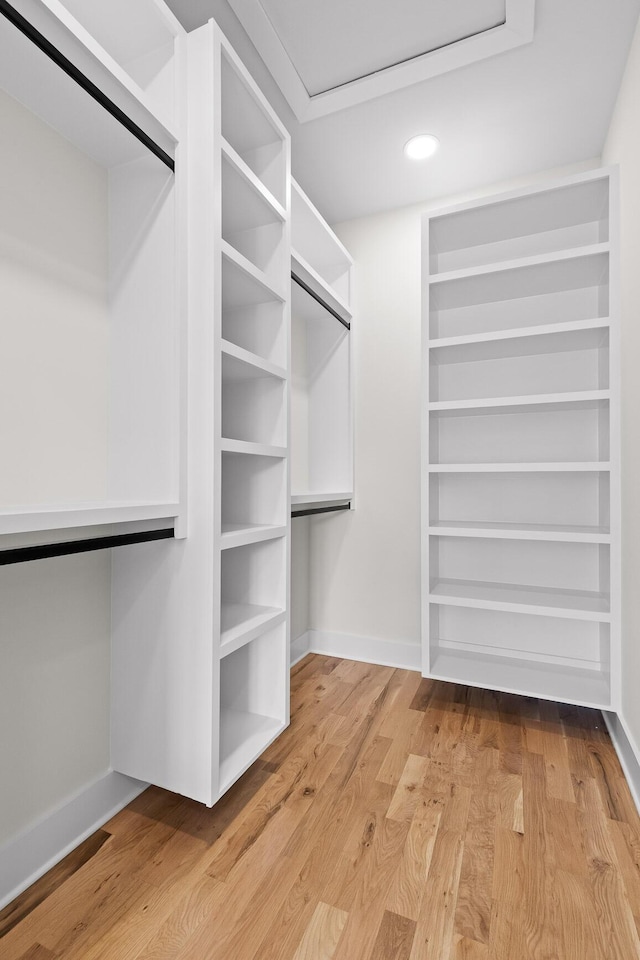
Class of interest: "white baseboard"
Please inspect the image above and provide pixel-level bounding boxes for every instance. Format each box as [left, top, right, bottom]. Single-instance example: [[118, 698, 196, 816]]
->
[[294, 629, 421, 671], [290, 631, 312, 666], [0, 770, 147, 911], [603, 711, 640, 817]]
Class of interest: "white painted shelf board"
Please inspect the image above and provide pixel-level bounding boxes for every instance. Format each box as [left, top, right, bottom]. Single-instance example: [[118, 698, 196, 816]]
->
[[220, 438, 287, 458], [222, 240, 285, 304], [429, 462, 611, 473], [291, 491, 353, 505], [220, 523, 287, 549], [291, 250, 352, 323], [429, 390, 610, 414], [219, 709, 285, 792], [429, 650, 611, 709], [0, 501, 180, 536], [428, 521, 610, 543], [428, 318, 611, 352], [220, 602, 286, 655], [221, 341, 287, 381], [429, 578, 610, 621], [221, 137, 286, 223], [429, 243, 610, 286]]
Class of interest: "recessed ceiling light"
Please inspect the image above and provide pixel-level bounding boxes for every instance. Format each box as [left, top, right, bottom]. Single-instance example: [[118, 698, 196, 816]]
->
[[404, 134, 439, 160]]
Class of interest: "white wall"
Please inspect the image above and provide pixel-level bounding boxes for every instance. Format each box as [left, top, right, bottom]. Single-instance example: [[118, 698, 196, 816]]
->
[[0, 89, 112, 845], [302, 159, 599, 654], [603, 16, 640, 757]]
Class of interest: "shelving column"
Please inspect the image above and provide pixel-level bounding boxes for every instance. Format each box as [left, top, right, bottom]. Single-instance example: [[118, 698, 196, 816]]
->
[[213, 26, 291, 796], [422, 167, 619, 710]]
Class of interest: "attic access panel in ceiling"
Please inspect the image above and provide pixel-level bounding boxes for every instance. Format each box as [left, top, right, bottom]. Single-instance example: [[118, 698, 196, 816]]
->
[[228, 0, 535, 121], [261, 0, 506, 96]]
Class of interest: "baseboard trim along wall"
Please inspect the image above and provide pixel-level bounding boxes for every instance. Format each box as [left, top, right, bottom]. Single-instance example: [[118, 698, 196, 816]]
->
[[290, 629, 421, 671], [0, 770, 148, 912], [603, 711, 640, 817]]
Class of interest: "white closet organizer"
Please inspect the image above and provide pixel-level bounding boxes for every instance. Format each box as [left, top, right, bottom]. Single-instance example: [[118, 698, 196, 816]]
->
[[422, 167, 620, 710], [0, 0, 185, 538], [291, 179, 353, 514], [112, 21, 290, 805]]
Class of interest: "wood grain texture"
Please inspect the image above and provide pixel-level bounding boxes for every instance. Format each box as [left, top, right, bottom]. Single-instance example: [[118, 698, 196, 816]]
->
[[2, 655, 640, 960]]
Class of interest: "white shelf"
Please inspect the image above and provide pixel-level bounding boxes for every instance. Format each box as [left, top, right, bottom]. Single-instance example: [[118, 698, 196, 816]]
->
[[221, 137, 286, 223], [220, 438, 287, 458], [429, 578, 610, 621], [429, 462, 610, 473], [222, 240, 286, 304], [221, 340, 287, 381], [291, 491, 353, 505], [429, 243, 610, 286], [221, 523, 287, 549], [429, 649, 611, 709], [429, 390, 609, 413], [0, 501, 180, 537], [428, 520, 610, 543], [292, 250, 352, 323], [429, 317, 611, 350], [220, 603, 286, 656], [219, 709, 284, 793]]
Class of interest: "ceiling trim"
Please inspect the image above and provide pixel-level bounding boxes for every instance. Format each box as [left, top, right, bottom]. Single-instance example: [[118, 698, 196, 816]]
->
[[227, 0, 536, 122]]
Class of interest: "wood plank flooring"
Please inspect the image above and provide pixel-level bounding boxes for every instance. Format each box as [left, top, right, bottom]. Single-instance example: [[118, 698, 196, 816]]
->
[[2, 654, 640, 959]]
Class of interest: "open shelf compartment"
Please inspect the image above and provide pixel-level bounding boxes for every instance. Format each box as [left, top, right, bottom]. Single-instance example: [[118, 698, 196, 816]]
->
[[220, 43, 287, 207], [429, 325, 609, 403], [428, 605, 611, 708], [219, 621, 288, 793], [429, 174, 609, 274], [429, 250, 609, 340]]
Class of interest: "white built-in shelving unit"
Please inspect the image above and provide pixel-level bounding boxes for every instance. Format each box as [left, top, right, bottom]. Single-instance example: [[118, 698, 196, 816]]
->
[[112, 20, 290, 805], [422, 167, 620, 710], [0, 0, 186, 538], [291, 179, 353, 512]]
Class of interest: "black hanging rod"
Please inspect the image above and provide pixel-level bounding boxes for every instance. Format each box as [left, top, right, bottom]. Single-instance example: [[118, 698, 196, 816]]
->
[[291, 273, 351, 331], [0, 0, 175, 172], [0, 527, 174, 566], [292, 503, 351, 519]]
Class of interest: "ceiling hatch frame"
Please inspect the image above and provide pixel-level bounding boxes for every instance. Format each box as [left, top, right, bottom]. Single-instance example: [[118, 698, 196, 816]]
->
[[227, 0, 535, 122]]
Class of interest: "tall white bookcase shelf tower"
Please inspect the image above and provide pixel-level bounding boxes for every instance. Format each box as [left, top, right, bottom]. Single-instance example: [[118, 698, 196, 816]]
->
[[422, 167, 620, 710], [112, 21, 291, 805], [291, 179, 354, 514]]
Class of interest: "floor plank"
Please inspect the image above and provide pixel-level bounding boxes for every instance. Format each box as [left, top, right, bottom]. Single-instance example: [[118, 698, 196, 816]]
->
[[3, 655, 640, 960]]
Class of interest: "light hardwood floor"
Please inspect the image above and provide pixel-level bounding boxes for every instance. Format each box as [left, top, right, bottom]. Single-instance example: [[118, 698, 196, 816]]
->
[[2, 654, 640, 959]]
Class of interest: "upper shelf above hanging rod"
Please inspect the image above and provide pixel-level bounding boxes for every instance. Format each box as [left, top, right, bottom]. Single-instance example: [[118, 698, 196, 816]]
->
[[291, 272, 350, 330], [0, 0, 176, 170]]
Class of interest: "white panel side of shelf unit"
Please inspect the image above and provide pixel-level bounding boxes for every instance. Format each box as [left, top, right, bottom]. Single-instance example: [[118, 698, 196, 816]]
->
[[0, 85, 109, 510], [108, 155, 180, 505], [607, 167, 621, 710], [291, 287, 310, 493], [421, 212, 431, 676], [111, 22, 218, 805]]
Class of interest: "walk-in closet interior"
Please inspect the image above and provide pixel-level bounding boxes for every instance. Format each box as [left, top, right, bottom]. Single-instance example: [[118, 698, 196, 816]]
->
[[2, 2, 640, 953]]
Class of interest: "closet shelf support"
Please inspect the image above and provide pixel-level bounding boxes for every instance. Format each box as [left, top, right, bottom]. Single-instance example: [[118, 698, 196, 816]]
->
[[291, 503, 351, 519], [0, 528, 174, 565]]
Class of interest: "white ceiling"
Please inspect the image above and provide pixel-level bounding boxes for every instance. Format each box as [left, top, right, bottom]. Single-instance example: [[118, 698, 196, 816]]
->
[[165, 0, 640, 224]]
